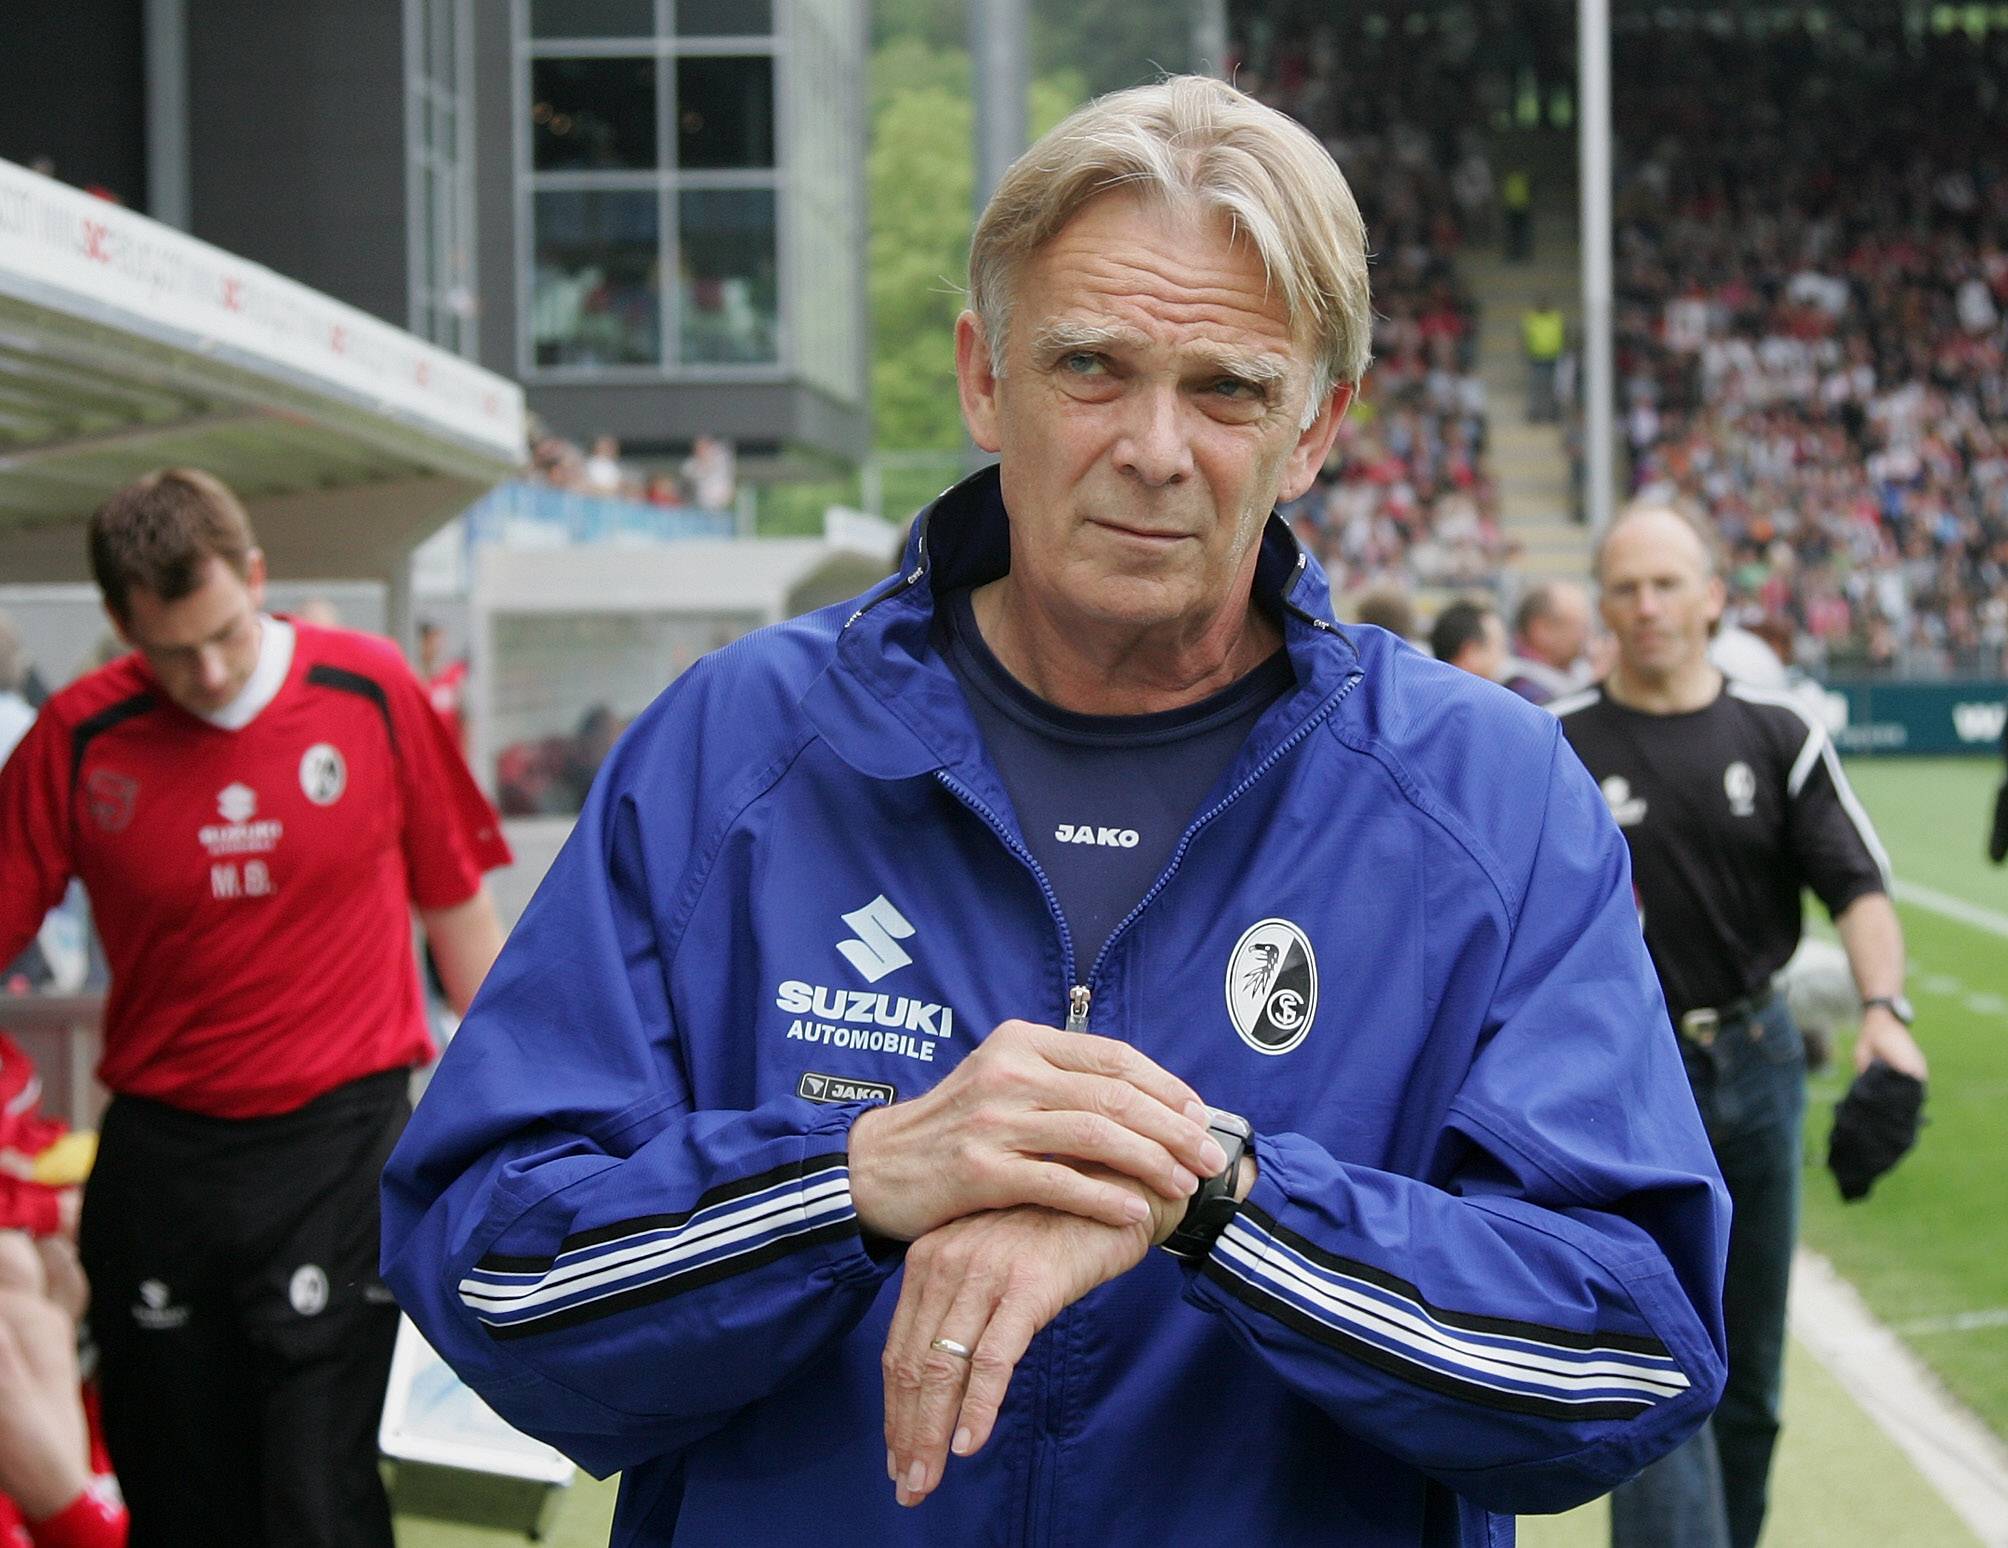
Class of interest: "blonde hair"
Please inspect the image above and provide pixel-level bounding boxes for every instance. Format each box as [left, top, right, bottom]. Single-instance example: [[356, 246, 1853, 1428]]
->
[[968, 75, 1373, 425]]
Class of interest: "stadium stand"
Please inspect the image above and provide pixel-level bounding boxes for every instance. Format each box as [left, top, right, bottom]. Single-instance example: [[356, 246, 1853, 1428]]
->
[[1228, 19, 1518, 611], [1611, 20, 2008, 677]]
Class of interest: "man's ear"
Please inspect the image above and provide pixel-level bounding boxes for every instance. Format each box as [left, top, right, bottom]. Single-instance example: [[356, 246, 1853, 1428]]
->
[[104, 604, 133, 649], [244, 548, 268, 610], [955, 311, 1004, 454], [1277, 382, 1353, 504]]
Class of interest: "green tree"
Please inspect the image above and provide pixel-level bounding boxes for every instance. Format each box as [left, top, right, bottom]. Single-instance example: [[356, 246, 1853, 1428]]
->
[[874, 0, 1192, 94], [1029, 0, 1190, 94], [868, 36, 1084, 455]]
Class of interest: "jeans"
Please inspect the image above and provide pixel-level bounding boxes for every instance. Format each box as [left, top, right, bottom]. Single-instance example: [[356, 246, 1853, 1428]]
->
[[1610, 996, 1804, 1548]]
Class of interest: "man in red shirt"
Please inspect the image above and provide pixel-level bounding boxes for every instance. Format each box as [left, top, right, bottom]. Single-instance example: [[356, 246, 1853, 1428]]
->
[[0, 468, 512, 1547]]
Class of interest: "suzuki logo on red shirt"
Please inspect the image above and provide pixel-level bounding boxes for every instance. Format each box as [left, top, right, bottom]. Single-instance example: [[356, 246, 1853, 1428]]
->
[[217, 783, 257, 823]]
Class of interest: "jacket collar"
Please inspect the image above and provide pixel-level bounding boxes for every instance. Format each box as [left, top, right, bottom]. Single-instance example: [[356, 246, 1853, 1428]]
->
[[801, 465, 1360, 780]]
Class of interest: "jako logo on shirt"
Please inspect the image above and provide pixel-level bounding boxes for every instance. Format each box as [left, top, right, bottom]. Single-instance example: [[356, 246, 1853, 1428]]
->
[[1225, 918, 1319, 1055], [1055, 824, 1141, 849]]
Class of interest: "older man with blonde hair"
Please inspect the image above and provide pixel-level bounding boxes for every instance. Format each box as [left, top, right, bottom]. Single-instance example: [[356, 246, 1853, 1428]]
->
[[387, 77, 1727, 1546]]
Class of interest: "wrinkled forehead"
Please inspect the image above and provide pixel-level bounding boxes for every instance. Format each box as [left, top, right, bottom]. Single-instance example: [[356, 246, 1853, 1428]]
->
[[1019, 193, 1307, 367]]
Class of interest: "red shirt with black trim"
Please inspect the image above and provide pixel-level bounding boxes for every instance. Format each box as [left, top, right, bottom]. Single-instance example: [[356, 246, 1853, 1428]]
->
[[0, 621, 511, 1118]]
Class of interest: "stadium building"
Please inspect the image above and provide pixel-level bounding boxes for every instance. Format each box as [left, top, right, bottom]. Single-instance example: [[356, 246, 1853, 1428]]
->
[[0, 0, 869, 471]]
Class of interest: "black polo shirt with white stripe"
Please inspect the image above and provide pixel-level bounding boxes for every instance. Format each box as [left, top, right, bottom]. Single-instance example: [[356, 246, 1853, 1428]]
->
[[1552, 679, 1889, 1020]]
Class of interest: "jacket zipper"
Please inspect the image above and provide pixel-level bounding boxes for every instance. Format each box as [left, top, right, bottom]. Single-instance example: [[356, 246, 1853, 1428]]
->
[[939, 652, 1359, 1548], [1077, 665, 1364, 997], [844, 509, 935, 628], [928, 768, 1076, 1548]]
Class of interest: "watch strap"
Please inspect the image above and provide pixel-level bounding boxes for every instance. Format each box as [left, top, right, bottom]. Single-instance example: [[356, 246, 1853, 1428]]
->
[[1159, 1108, 1252, 1261], [1862, 995, 1913, 1026]]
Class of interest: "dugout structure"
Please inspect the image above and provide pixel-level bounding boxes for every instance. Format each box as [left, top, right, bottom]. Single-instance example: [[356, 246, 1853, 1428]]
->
[[0, 156, 524, 613]]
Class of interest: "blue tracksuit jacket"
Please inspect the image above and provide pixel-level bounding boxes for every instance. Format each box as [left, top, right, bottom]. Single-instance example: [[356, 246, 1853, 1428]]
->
[[382, 468, 1729, 1546]]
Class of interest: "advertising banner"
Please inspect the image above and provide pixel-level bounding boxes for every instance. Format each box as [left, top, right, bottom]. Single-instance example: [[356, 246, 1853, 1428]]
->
[[1817, 680, 2008, 757]]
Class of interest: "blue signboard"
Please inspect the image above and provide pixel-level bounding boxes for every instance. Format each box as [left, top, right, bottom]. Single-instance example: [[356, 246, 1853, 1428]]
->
[[1817, 680, 2008, 757]]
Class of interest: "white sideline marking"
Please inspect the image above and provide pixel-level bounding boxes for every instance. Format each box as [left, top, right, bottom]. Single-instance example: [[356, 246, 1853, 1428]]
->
[[1791, 1248, 2008, 1546], [1895, 1307, 2008, 1337], [1894, 880, 2008, 941]]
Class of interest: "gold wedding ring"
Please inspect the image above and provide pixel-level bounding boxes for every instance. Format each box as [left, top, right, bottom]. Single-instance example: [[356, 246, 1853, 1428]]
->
[[929, 1336, 974, 1360]]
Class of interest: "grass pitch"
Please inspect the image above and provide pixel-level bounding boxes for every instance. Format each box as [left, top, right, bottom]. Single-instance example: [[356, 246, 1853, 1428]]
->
[[1797, 756, 2008, 1441]]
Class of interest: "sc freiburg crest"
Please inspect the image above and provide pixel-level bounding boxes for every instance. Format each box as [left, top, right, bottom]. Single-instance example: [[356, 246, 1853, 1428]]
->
[[1225, 918, 1318, 1055]]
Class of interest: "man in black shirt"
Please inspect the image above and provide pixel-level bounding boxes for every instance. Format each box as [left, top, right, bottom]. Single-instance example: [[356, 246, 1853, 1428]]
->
[[1555, 504, 1927, 1548]]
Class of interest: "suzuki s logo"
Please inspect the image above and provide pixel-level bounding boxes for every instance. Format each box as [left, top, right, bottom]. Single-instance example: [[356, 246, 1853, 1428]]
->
[[836, 894, 916, 983], [1225, 918, 1318, 1055], [217, 783, 257, 824]]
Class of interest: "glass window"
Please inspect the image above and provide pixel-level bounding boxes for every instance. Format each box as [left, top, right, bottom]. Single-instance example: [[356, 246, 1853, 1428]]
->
[[530, 0, 656, 38], [434, 0, 455, 83], [675, 55, 774, 169], [677, 188, 778, 364], [674, 0, 772, 35], [533, 189, 661, 366], [417, 163, 439, 295], [491, 611, 760, 817], [531, 57, 659, 171]]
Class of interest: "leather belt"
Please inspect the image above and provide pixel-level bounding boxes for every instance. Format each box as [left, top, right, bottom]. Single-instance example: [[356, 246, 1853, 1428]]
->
[[1677, 988, 1775, 1049]]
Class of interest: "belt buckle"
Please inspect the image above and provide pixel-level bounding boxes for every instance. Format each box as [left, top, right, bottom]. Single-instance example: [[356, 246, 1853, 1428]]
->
[[1680, 1007, 1721, 1048]]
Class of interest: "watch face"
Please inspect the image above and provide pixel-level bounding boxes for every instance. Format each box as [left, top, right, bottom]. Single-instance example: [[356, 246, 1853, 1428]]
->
[[1870, 996, 1914, 1026]]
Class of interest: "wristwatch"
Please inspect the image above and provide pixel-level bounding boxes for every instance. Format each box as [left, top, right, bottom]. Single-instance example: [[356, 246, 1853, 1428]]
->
[[1159, 1107, 1253, 1261], [1862, 994, 1914, 1027]]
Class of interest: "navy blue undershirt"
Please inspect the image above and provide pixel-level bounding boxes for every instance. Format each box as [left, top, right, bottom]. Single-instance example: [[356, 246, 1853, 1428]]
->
[[938, 587, 1294, 971]]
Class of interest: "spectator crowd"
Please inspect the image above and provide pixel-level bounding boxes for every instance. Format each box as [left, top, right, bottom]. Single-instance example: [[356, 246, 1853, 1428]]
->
[[1612, 21, 2008, 677], [526, 427, 737, 513], [1229, 18, 1517, 603]]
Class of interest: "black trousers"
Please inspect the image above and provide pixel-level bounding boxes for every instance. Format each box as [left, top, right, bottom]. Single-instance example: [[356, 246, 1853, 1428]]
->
[[79, 1069, 410, 1548]]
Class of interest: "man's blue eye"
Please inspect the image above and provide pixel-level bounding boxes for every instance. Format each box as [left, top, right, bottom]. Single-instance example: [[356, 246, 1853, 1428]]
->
[[1061, 353, 1102, 374]]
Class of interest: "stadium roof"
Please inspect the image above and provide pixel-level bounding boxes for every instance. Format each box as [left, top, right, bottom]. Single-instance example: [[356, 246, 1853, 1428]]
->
[[0, 158, 525, 585], [474, 534, 895, 622]]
